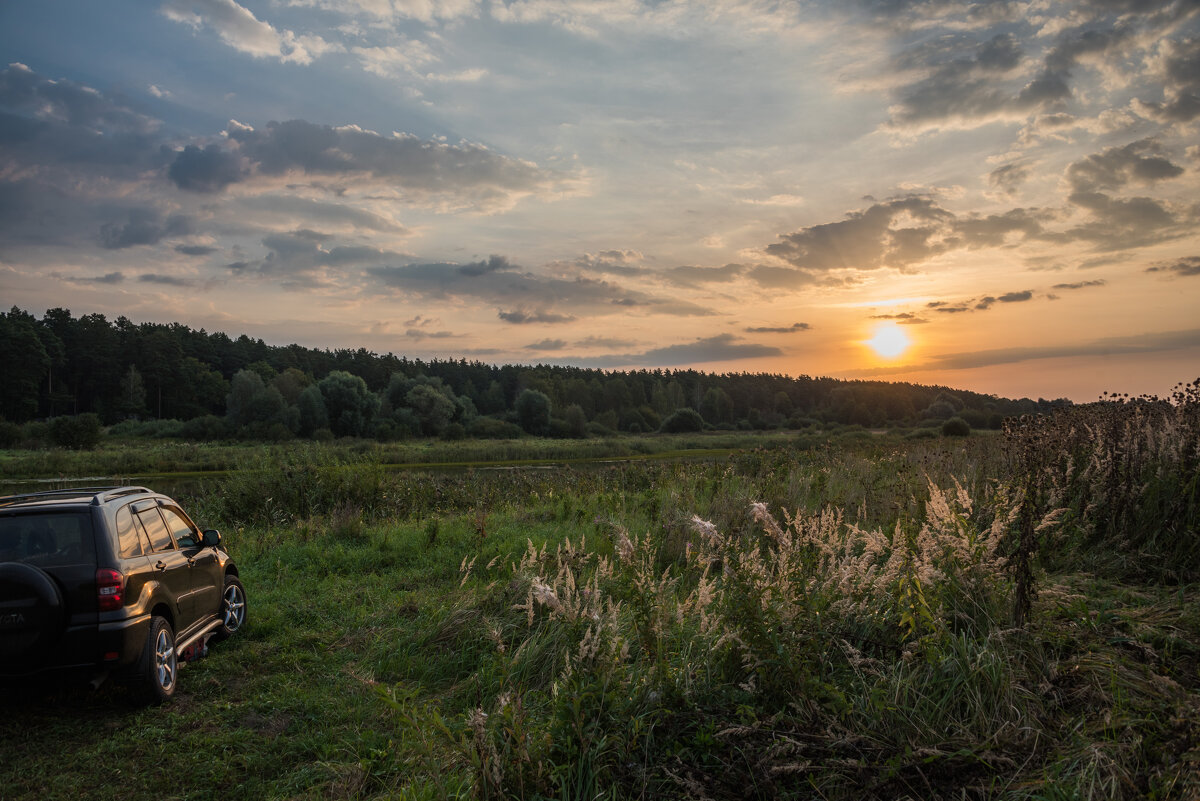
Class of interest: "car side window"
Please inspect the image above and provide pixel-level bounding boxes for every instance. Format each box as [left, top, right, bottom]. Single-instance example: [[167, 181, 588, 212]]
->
[[160, 508, 198, 549], [115, 506, 144, 558], [136, 508, 175, 552]]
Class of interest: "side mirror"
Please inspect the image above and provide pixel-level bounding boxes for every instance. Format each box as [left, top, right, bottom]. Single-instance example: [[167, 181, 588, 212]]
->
[[201, 529, 222, 548]]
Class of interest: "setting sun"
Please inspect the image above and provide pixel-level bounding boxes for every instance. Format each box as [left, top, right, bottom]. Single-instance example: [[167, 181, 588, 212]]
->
[[865, 324, 912, 359]]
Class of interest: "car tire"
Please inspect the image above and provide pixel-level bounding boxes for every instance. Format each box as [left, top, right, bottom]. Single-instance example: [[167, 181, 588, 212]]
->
[[133, 616, 177, 704], [213, 575, 246, 640], [0, 563, 65, 668]]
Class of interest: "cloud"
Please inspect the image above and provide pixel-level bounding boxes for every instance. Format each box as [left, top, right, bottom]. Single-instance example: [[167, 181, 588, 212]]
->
[[1135, 34, 1200, 122], [577, 334, 784, 368], [99, 210, 193, 249], [744, 322, 811, 333], [662, 263, 745, 287], [765, 195, 954, 273], [928, 327, 1200, 371], [1065, 139, 1184, 195], [524, 338, 568, 351], [498, 310, 576, 324], [1052, 279, 1107, 290], [548, 250, 647, 277], [160, 0, 337, 65], [139, 273, 195, 286], [171, 119, 569, 209], [175, 244, 218, 256], [988, 162, 1030, 196], [974, 290, 1031, 310], [871, 311, 929, 324], [168, 144, 247, 193], [1146, 256, 1200, 277], [368, 255, 716, 320], [0, 62, 157, 134]]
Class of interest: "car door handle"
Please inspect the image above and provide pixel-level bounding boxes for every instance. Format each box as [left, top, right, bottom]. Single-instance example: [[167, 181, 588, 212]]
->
[[187, 558, 196, 567], [155, 561, 166, 571]]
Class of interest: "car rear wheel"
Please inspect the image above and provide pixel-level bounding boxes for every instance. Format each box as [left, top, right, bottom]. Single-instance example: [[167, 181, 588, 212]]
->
[[133, 616, 176, 704]]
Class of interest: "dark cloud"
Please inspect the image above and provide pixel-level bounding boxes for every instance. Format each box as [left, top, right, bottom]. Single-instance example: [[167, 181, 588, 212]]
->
[[951, 208, 1045, 248], [218, 119, 560, 200], [175, 244, 218, 256], [551, 250, 646, 277], [661, 263, 745, 287], [498, 310, 576, 324], [0, 62, 156, 134], [58, 271, 126, 285], [1052, 279, 1107, 290], [887, 32, 1027, 128], [974, 290, 1032, 309], [766, 196, 953, 273], [747, 265, 821, 288], [368, 255, 715, 320], [229, 231, 405, 278], [168, 144, 247, 193], [237, 196, 408, 233], [576, 336, 637, 348], [744, 323, 811, 333], [871, 312, 929, 324], [99, 210, 192, 249], [524, 339, 568, 351], [1146, 256, 1200, 277], [1137, 35, 1200, 122], [138, 273, 194, 286], [927, 301, 972, 313], [576, 334, 783, 368], [847, 326, 1200, 376], [1066, 139, 1184, 195], [988, 162, 1030, 196]]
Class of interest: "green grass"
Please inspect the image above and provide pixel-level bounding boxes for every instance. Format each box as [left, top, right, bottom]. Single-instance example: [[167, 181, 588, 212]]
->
[[3, 421, 1199, 800]]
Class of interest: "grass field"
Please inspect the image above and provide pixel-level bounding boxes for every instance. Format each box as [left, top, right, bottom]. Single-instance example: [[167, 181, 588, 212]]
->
[[3, 398, 1199, 799]]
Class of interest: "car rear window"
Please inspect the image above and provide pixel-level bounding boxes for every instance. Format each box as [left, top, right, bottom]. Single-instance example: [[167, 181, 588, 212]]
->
[[0, 512, 96, 567]]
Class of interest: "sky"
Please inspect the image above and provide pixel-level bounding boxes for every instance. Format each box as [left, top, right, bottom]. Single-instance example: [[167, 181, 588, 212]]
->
[[1, 0, 1198, 402]]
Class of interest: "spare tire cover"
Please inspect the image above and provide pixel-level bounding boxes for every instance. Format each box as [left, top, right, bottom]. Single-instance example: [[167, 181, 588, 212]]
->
[[0, 562, 66, 665]]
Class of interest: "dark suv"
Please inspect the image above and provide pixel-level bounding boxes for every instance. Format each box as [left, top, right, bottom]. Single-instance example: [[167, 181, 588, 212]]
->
[[0, 486, 245, 702]]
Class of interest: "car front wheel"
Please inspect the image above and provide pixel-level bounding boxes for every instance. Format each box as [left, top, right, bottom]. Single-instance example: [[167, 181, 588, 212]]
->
[[214, 576, 246, 639]]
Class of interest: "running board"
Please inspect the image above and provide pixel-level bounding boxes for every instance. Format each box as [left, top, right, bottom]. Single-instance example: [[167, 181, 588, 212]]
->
[[176, 619, 222, 658]]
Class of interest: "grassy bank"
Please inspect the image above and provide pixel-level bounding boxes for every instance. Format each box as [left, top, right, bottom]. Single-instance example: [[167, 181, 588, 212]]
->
[[3, 399, 1198, 799]]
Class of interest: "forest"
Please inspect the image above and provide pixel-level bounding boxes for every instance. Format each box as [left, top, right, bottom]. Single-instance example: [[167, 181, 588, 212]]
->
[[0, 306, 1070, 443]]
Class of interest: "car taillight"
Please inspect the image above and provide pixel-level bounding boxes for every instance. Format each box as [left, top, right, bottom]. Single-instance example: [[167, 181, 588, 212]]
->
[[96, 568, 124, 611]]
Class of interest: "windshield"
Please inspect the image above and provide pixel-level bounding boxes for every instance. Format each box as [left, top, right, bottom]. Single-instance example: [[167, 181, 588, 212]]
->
[[0, 512, 96, 567]]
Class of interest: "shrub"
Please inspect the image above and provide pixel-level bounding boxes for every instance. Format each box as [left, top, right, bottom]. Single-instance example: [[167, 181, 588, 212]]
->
[[942, 417, 971, 436], [0, 418, 22, 448], [468, 417, 524, 439], [47, 414, 103, 450], [659, 407, 704, 433]]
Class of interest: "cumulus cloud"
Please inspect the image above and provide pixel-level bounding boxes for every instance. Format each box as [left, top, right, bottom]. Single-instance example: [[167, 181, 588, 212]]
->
[[1135, 34, 1200, 122], [1146, 256, 1200, 277], [168, 119, 566, 209], [988, 162, 1031, 196], [99, 210, 193, 249], [766, 196, 954, 273], [160, 0, 337, 65], [175, 244, 218, 256], [168, 144, 247, 193], [975, 290, 1032, 309], [1065, 139, 1184, 196]]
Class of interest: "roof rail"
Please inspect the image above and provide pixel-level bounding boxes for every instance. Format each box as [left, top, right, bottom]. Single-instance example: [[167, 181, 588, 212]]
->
[[0, 485, 154, 508]]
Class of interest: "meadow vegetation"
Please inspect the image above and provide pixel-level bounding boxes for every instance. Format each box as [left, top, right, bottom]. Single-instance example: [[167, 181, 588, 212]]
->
[[2, 381, 1198, 800]]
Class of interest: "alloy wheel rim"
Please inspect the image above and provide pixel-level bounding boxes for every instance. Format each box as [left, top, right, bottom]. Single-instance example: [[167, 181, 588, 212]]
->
[[155, 628, 175, 691], [224, 585, 245, 631]]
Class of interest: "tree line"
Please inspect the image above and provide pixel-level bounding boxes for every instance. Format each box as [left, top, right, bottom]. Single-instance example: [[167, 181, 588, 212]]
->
[[0, 306, 1070, 443]]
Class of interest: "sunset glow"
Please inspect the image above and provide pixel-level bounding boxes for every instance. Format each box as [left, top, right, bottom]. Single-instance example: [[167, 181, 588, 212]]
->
[[865, 325, 912, 360], [2, 2, 1198, 401]]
